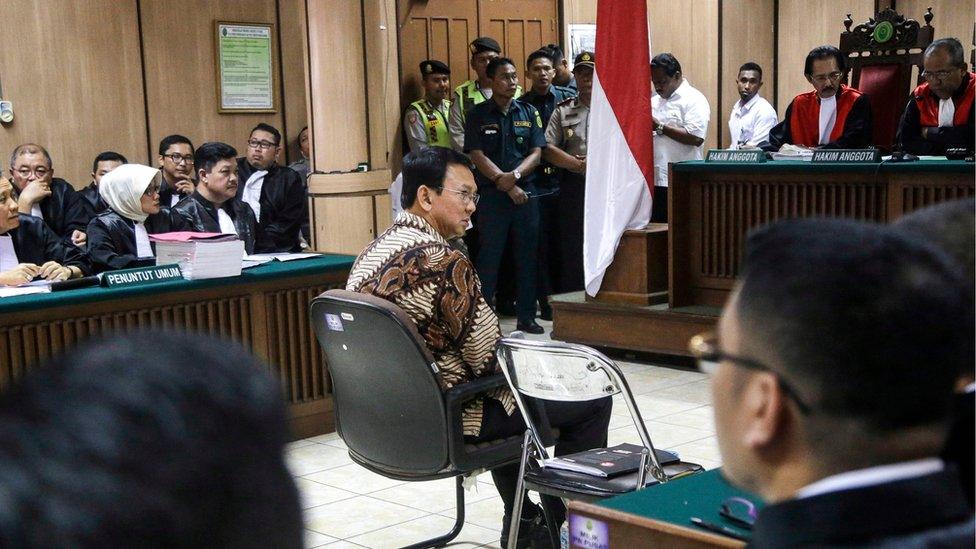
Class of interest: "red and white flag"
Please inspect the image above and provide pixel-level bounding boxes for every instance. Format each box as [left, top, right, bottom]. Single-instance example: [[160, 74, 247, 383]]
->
[[583, 0, 654, 296]]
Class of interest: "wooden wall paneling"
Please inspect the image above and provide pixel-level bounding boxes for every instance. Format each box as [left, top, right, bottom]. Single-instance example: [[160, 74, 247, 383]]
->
[[0, 0, 148, 188], [719, 0, 776, 148], [364, 0, 402, 171], [776, 0, 875, 114], [478, 0, 559, 83], [307, 0, 369, 172], [647, 0, 721, 150], [279, 0, 310, 164], [140, 0, 285, 163], [895, 1, 976, 56], [311, 195, 377, 254], [374, 192, 393, 232], [562, 0, 596, 25]]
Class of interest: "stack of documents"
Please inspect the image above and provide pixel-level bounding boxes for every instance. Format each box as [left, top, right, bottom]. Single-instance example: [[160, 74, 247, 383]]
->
[[770, 144, 814, 161], [151, 232, 245, 280]]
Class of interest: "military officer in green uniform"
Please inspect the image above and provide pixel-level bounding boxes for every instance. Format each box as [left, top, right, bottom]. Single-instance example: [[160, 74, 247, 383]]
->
[[544, 51, 594, 293], [449, 37, 523, 152], [404, 60, 452, 152], [517, 48, 576, 319], [465, 57, 547, 334]]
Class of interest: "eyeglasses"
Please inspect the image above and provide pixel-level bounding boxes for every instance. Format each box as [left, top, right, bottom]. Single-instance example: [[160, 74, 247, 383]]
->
[[163, 153, 194, 165], [438, 186, 480, 205], [14, 166, 50, 178], [921, 68, 961, 83], [720, 497, 757, 530], [688, 332, 812, 415], [810, 71, 843, 84], [143, 183, 161, 196], [247, 139, 278, 150]]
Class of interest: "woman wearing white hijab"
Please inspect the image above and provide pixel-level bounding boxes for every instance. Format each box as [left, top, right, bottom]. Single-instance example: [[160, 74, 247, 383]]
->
[[86, 164, 171, 273]]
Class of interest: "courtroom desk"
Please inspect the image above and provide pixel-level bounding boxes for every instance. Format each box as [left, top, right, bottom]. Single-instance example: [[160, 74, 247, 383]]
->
[[0, 254, 355, 439], [669, 159, 975, 308], [568, 468, 760, 548]]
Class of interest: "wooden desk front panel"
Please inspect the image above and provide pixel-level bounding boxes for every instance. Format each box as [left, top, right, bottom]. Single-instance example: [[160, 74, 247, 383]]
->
[[0, 270, 347, 439], [670, 167, 975, 309]]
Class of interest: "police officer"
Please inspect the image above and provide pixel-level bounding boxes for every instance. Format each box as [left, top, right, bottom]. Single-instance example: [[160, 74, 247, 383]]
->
[[465, 57, 546, 334], [404, 60, 452, 152], [518, 48, 576, 319], [449, 37, 523, 152], [544, 51, 594, 293]]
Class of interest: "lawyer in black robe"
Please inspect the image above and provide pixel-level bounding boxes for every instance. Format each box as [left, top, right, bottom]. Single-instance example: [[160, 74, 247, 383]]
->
[[87, 211, 170, 273], [78, 182, 108, 214], [170, 192, 257, 254], [2, 214, 90, 276], [19, 178, 93, 246], [236, 158, 306, 253]]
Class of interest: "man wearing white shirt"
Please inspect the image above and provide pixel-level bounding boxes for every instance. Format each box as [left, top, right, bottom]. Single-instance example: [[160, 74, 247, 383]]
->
[[696, 218, 973, 547], [650, 53, 710, 222], [727, 62, 777, 149]]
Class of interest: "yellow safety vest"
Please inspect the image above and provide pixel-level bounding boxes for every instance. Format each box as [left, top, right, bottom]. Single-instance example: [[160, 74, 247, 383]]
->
[[455, 80, 523, 124], [410, 99, 452, 148]]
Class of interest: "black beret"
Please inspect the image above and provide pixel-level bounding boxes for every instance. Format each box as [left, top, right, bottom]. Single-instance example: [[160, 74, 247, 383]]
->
[[469, 37, 502, 55], [420, 59, 450, 76]]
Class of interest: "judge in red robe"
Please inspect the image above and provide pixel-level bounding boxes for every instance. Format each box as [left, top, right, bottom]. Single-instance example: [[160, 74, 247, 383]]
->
[[767, 46, 873, 150], [897, 38, 975, 155]]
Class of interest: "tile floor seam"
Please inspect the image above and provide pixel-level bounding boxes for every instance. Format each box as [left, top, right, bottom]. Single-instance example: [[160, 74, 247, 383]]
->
[[333, 500, 440, 540]]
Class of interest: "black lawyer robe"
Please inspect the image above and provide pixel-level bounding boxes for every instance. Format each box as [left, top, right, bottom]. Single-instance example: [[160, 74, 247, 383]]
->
[[235, 158, 307, 253], [1, 214, 90, 275], [169, 192, 257, 254], [16, 178, 93, 247], [78, 183, 108, 215], [86, 209, 172, 273]]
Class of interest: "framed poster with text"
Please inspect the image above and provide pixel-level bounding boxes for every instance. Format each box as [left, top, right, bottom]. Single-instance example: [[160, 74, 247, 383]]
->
[[214, 21, 278, 113]]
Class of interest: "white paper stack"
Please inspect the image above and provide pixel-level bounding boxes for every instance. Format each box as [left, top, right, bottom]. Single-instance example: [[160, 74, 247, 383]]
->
[[155, 239, 246, 280]]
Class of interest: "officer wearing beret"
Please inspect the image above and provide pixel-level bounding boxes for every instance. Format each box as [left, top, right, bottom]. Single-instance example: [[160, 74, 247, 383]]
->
[[404, 60, 453, 152], [517, 48, 576, 318], [465, 57, 547, 334], [544, 51, 594, 292], [449, 37, 522, 152]]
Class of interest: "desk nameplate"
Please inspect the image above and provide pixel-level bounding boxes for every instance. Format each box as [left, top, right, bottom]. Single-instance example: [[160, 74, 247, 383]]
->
[[705, 149, 765, 163], [102, 264, 183, 288], [811, 149, 880, 163]]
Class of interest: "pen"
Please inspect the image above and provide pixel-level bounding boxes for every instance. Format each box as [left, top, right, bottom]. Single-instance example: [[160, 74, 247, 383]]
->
[[689, 517, 750, 541]]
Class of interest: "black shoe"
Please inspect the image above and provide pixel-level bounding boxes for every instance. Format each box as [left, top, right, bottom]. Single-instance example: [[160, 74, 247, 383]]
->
[[516, 321, 545, 335], [497, 300, 517, 317]]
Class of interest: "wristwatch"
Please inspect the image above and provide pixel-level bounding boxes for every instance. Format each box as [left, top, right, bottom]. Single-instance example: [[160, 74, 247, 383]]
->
[[654, 125, 665, 136], [513, 169, 522, 180]]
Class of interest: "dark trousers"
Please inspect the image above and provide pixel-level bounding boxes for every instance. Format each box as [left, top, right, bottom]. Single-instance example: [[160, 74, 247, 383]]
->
[[650, 186, 668, 223], [476, 187, 540, 325], [469, 396, 613, 524], [556, 173, 585, 293]]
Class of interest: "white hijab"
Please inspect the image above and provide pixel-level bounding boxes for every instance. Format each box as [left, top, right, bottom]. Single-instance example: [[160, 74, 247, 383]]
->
[[99, 164, 161, 223]]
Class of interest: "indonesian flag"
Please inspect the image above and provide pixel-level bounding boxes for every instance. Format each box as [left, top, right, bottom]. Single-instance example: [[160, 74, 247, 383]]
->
[[583, 0, 654, 296]]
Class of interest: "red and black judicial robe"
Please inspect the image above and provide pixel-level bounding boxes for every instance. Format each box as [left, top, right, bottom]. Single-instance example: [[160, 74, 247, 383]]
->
[[897, 72, 975, 155], [767, 85, 873, 150]]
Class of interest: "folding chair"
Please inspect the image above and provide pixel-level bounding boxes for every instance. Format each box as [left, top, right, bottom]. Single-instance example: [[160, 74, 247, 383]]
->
[[496, 336, 704, 548]]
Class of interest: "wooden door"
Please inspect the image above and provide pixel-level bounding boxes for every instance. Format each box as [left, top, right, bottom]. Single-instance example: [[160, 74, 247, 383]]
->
[[397, 0, 479, 111], [478, 0, 559, 77]]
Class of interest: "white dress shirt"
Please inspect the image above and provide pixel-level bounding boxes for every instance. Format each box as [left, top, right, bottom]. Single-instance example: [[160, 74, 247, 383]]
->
[[242, 170, 267, 223], [652, 79, 711, 187], [818, 95, 838, 145], [728, 94, 777, 149], [796, 457, 944, 499], [134, 222, 153, 258], [0, 235, 17, 272]]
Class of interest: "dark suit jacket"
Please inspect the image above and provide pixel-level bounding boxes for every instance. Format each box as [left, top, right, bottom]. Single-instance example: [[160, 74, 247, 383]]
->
[[169, 192, 257, 254], [86, 209, 171, 273], [3, 214, 90, 275], [19, 178, 93, 246], [236, 158, 306, 253], [748, 469, 975, 548]]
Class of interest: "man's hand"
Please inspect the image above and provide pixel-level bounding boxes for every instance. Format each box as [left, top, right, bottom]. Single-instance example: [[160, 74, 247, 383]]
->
[[174, 177, 195, 196], [71, 230, 87, 247], [37, 261, 72, 281], [507, 186, 528, 205], [572, 155, 587, 174], [495, 172, 517, 192], [0, 263, 39, 286], [652, 117, 661, 131], [17, 180, 51, 213]]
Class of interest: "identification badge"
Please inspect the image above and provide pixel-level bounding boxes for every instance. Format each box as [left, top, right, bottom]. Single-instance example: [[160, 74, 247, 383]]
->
[[514, 120, 532, 128], [483, 128, 498, 135]]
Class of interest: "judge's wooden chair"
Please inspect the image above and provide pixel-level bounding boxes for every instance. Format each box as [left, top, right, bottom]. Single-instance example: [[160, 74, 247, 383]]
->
[[839, 7, 935, 152]]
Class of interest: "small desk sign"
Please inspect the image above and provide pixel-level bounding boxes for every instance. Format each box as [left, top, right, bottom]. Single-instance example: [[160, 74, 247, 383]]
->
[[102, 264, 184, 288], [811, 149, 881, 163], [705, 149, 766, 163]]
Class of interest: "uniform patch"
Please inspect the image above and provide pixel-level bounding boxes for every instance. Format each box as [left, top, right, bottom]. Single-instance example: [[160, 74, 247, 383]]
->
[[535, 112, 544, 127], [566, 128, 575, 137], [514, 120, 532, 128]]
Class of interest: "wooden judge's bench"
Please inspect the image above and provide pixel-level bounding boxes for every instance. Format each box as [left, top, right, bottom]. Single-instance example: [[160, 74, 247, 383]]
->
[[551, 159, 975, 357]]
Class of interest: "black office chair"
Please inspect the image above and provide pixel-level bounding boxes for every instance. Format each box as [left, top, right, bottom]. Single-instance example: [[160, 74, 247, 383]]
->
[[496, 336, 705, 548], [310, 289, 523, 548]]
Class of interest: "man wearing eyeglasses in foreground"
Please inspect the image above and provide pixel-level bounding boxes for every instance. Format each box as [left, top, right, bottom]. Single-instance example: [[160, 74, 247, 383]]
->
[[348, 147, 610, 547], [897, 37, 975, 155], [697, 218, 973, 546], [767, 45, 873, 151], [157, 135, 196, 208], [236, 123, 307, 253]]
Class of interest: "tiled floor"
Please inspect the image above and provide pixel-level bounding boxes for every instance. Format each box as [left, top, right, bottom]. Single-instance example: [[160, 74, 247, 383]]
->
[[289, 317, 722, 548]]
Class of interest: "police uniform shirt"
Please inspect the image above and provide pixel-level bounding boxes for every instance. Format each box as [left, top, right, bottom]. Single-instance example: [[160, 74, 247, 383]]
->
[[546, 97, 590, 157], [404, 99, 451, 152], [463, 99, 546, 187]]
